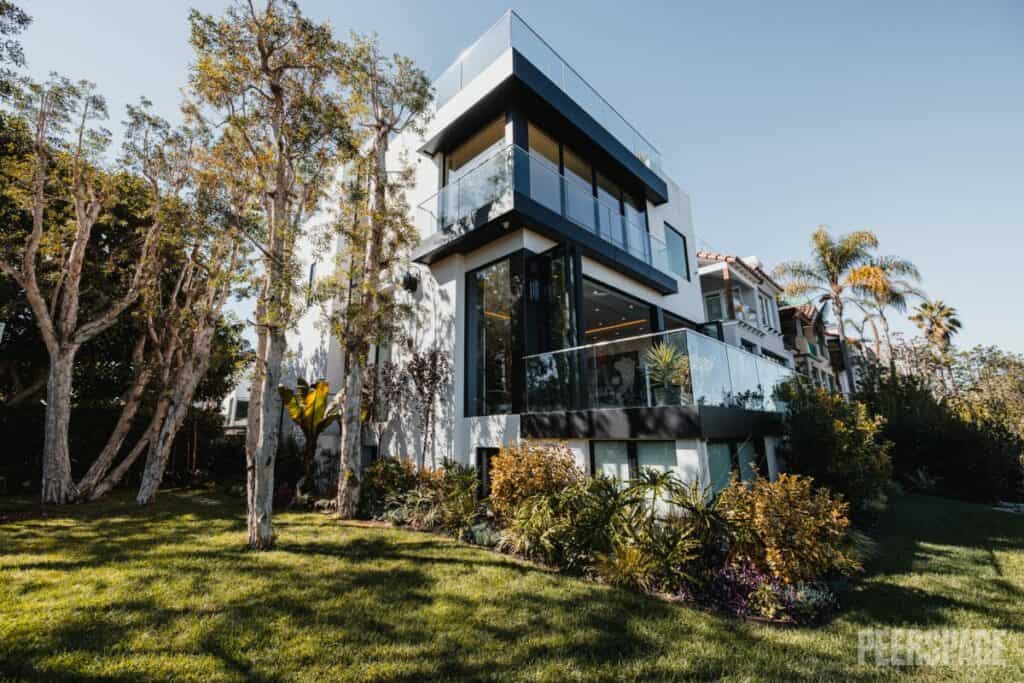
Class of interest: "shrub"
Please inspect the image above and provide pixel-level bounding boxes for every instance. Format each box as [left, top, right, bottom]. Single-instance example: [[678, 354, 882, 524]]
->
[[489, 441, 582, 520], [499, 475, 626, 572], [718, 473, 860, 584], [780, 379, 893, 517], [385, 459, 480, 537], [593, 542, 656, 592], [659, 480, 731, 583], [856, 370, 1023, 501], [359, 457, 418, 519]]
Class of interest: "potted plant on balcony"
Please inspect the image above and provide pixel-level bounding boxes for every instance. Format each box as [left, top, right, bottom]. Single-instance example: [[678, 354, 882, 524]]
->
[[644, 342, 692, 406]]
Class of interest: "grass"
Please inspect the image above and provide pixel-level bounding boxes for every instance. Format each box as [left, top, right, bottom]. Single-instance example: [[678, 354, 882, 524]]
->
[[1, 491, 1022, 682]]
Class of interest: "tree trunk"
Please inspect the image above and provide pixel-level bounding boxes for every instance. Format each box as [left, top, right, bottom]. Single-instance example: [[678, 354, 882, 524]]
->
[[89, 404, 165, 500], [41, 348, 78, 504], [76, 338, 150, 499], [248, 326, 284, 548], [136, 322, 219, 505], [335, 363, 362, 518], [879, 313, 897, 377]]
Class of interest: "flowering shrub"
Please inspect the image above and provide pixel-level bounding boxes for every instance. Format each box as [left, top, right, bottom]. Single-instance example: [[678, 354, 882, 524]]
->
[[718, 473, 860, 584], [488, 441, 582, 520]]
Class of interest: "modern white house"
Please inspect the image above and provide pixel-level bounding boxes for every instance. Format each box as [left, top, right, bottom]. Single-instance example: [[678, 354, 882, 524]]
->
[[696, 252, 790, 367], [291, 11, 794, 494]]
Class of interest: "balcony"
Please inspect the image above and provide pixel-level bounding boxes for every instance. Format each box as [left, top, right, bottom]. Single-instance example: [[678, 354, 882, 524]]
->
[[433, 11, 661, 175], [415, 144, 673, 281], [524, 328, 795, 414]]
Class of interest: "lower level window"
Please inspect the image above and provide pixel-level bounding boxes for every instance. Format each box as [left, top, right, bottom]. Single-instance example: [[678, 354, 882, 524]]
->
[[707, 439, 762, 493], [591, 441, 677, 484]]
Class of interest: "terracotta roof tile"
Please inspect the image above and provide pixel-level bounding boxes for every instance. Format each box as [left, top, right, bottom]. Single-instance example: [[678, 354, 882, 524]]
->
[[696, 250, 785, 292]]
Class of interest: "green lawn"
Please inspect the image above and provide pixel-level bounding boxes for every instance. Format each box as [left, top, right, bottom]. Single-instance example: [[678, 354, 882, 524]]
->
[[1, 491, 1022, 682]]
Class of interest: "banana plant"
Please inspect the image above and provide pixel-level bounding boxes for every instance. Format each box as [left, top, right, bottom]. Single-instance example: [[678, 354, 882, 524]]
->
[[278, 379, 342, 497]]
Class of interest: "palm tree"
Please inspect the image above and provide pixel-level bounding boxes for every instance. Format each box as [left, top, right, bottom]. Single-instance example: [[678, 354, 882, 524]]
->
[[773, 226, 896, 390], [852, 256, 924, 371], [910, 300, 962, 349]]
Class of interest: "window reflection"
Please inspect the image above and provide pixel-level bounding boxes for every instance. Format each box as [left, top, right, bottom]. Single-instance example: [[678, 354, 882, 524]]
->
[[467, 259, 514, 415]]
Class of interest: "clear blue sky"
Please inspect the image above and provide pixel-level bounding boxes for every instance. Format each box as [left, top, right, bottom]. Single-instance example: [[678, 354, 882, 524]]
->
[[17, 0, 1024, 352]]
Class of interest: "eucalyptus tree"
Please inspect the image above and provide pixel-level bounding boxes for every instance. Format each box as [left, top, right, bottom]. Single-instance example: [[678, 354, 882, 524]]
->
[[330, 32, 431, 517], [773, 227, 910, 392], [0, 1, 31, 95], [0, 77, 162, 503], [186, 0, 354, 547]]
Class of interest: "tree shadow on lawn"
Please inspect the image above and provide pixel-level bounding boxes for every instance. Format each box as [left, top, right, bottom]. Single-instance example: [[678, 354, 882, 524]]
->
[[3, 492, 1021, 681], [841, 493, 1024, 633]]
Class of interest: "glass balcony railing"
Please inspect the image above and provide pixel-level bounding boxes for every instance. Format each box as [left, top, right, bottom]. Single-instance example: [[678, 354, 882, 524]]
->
[[416, 145, 672, 276], [524, 328, 795, 414], [433, 11, 662, 174]]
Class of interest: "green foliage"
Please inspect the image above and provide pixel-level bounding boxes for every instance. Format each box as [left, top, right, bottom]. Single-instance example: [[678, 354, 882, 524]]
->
[[4, 492, 1024, 679], [278, 379, 342, 494], [718, 473, 860, 584], [385, 460, 480, 538], [358, 456, 418, 519], [499, 475, 627, 572], [781, 377, 893, 516], [856, 365, 1023, 501], [488, 441, 583, 520]]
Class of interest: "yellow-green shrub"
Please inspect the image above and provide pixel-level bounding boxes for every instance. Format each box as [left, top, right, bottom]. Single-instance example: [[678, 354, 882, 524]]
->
[[488, 441, 582, 520], [718, 473, 860, 583]]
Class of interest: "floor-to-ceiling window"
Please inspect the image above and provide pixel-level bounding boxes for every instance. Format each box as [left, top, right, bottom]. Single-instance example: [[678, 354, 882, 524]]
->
[[527, 122, 561, 212], [445, 116, 506, 186], [466, 258, 516, 416], [582, 278, 653, 345], [581, 279, 654, 409]]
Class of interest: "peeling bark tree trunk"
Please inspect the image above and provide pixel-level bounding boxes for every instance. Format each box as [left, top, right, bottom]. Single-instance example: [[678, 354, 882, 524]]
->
[[88, 404, 163, 500], [75, 336, 150, 499], [41, 348, 79, 504], [248, 326, 284, 547], [335, 362, 362, 517], [136, 314, 220, 505]]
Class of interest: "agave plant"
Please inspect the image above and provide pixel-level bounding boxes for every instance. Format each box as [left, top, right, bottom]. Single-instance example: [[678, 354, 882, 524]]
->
[[278, 379, 342, 498], [644, 342, 692, 406]]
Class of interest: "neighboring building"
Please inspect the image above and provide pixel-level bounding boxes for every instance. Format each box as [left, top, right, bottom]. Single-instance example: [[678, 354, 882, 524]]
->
[[300, 11, 794, 494], [696, 252, 790, 366], [779, 304, 838, 390], [827, 332, 874, 398], [221, 379, 251, 433]]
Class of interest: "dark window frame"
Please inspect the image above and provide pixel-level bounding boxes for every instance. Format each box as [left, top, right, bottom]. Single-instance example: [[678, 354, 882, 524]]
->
[[587, 440, 676, 479], [663, 223, 690, 281]]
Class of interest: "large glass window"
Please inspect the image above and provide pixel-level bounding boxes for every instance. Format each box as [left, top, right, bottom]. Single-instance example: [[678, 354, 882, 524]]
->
[[582, 278, 652, 345], [595, 172, 624, 247], [446, 116, 505, 185], [525, 247, 575, 355], [527, 122, 561, 212], [664, 224, 690, 280], [467, 258, 516, 416], [562, 145, 595, 231]]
